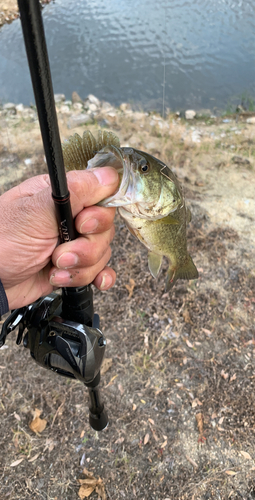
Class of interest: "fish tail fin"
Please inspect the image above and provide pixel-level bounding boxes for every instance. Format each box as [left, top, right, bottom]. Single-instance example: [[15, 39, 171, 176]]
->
[[165, 255, 198, 291]]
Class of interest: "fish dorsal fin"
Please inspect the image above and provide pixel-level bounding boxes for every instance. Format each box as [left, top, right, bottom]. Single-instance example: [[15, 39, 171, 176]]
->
[[148, 252, 163, 278], [62, 130, 120, 171]]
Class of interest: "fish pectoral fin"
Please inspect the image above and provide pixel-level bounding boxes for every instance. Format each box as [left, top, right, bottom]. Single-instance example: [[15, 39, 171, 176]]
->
[[165, 255, 198, 291], [154, 214, 180, 225], [148, 252, 163, 278]]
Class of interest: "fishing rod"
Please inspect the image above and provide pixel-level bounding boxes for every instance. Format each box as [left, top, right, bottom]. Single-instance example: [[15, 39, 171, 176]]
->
[[0, 0, 108, 431]]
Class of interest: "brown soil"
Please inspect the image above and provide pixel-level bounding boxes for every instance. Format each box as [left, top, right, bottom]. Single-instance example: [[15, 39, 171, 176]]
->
[[0, 106, 255, 499]]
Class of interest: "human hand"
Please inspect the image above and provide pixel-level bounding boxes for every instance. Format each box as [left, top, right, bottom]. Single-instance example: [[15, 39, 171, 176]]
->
[[0, 167, 119, 310]]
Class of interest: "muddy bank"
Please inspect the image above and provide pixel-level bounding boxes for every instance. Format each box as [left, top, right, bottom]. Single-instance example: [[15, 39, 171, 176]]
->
[[0, 94, 255, 499]]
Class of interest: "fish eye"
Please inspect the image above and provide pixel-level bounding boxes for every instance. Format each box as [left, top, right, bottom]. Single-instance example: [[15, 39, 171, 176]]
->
[[139, 164, 150, 174]]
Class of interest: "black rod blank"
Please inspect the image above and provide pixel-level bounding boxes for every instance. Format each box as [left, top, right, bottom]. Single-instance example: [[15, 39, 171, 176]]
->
[[17, 0, 75, 241]]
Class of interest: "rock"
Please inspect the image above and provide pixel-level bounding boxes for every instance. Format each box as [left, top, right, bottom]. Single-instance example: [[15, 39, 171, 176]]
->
[[54, 93, 65, 104], [86, 94, 100, 107], [191, 130, 201, 143], [185, 109, 196, 120], [72, 91, 83, 104], [119, 102, 132, 112], [59, 105, 71, 114], [246, 117, 255, 124], [231, 155, 251, 166], [67, 113, 93, 128], [72, 102, 83, 111], [87, 103, 98, 113], [101, 101, 114, 113], [3, 102, 16, 112], [15, 103, 24, 113]]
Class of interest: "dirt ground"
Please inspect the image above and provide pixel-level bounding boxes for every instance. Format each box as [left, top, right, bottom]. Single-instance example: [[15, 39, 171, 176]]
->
[[0, 104, 255, 500]]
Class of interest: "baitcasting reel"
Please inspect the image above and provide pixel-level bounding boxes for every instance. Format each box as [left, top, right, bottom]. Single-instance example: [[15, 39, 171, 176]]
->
[[0, 290, 108, 431]]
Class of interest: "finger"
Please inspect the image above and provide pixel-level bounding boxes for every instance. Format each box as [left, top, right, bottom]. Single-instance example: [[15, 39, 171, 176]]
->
[[51, 226, 115, 269], [67, 167, 119, 217], [92, 266, 116, 290], [9, 167, 119, 237], [49, 247, 113, 287], [75, 205, 116, 235]]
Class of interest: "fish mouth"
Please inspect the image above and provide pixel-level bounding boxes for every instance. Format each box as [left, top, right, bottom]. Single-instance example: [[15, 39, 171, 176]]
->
[[87, 146, 139, 207]]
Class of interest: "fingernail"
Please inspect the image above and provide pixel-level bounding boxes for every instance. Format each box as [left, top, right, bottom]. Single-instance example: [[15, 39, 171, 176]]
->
[[93, 167, 119, 186], [56, 252, 78, 269], [99, 274, 113, 290], [80, 218, 98, 234], [50, 270, 73, 286]]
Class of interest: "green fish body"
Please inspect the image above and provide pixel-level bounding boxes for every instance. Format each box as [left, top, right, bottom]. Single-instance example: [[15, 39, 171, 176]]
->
[[62, 130, 198, 290]]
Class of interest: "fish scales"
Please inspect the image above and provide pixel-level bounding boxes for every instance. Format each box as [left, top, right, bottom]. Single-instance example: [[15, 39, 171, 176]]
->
[[62, 130, 198, 290]]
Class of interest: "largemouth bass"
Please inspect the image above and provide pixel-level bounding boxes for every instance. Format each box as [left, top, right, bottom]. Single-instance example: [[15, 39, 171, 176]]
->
[[62, 130, 198, 290]]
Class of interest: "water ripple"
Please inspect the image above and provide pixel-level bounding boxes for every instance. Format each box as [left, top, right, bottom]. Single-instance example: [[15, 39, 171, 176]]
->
[[0, 0, 254, 110]]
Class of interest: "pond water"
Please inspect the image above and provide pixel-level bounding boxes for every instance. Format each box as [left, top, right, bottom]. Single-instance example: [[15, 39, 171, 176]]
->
[[0, 0, 255, 112]]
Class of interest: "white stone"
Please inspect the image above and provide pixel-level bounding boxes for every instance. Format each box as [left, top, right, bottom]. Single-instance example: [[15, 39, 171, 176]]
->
[[86, 94, 100, 106], [15, 103, 24, 113], [67, 113, 93, 128], [59, 105, 71, 114], [73, 102, 83, 110], [247, 117, 255, 124], [54, 93, 65, 104], [101, 101, 114, 112], [191, 130, 201, 143], [185, 109, 196, 120], [3, 102, 16, 111], [87, 103, 98, 112]]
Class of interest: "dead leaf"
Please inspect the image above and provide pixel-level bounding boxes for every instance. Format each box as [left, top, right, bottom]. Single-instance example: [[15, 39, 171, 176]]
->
[[14, 412, 21, 421], [196, 413, 203, 434], [230, 373, 237, 382], [183, 309, 192, 324], [78, 470, 106, 500], [148, 418, 155, 425], [240, 451, 252, 460], [186, 340, 193, 348], [202, 328, 212, 336], [125, 278, 135, 298], [10, 458, 24, 467], [78, 485, 94, 499], [115, 437, 124, 445], [118, 383, 124, 395], [100, 357, 112, 375], [161, 439, 168, 448], [221, 369, 229, 380], [144, 433, 150, 445], [192, 398, 203, 408], [29, 408, 47, 433], [225, 470, 237, 476], [82, 468, 95, 478], [28, 453, 40, 463]]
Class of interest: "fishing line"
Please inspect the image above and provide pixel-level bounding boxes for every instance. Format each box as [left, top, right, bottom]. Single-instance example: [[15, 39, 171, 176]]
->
[[162, 0, 167, 119]]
